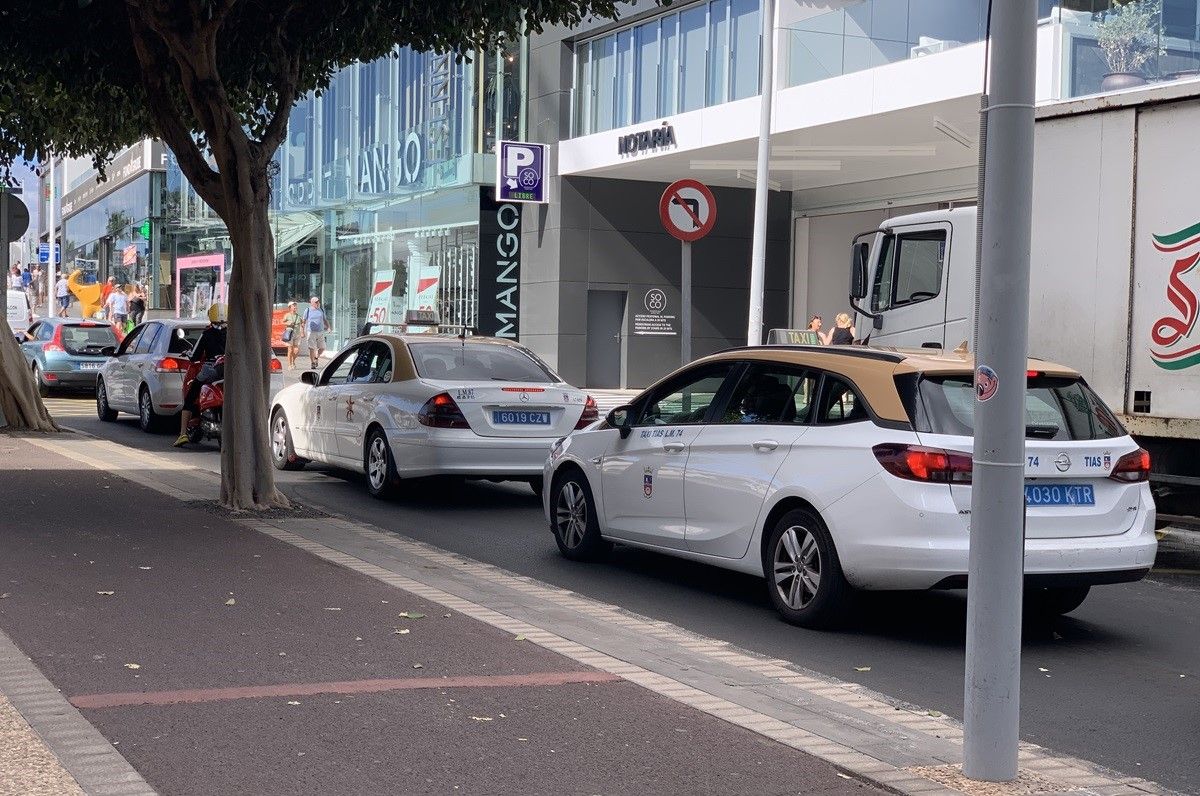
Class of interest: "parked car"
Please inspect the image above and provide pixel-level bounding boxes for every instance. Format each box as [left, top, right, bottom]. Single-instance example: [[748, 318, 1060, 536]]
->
[[544, 346, 1157, 628], [269, 333, 597, 498], [6, 288, 32, 342], [20, 317, 118, 396], [96, 319, 284, 433]]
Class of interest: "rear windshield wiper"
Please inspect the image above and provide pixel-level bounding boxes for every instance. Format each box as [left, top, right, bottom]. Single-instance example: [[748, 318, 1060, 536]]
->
[[1025, 424, 1060, 439]]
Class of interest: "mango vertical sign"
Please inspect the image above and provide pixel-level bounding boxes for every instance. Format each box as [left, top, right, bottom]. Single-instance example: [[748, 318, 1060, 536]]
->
[[478, 187, 522, 338], [1129, 101, 1200, 419]]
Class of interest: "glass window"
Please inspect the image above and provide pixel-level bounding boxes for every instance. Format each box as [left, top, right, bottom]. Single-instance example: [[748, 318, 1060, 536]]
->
[[917, 375, 1126, 440], [577, 41, 593, 135], [116, 326, 144, 356], [167, 325, 204, 355], [35, 323, 53, 342], [322, 345, 363, 386], [408, 341, 557, 382], [708, 0, 730, 106], [660, 15, 680, 115], [719, 365, 818, 424], [594, 35, 617, 133], [892, 231, 946, 307], [132, 323, 160, 355], [616, 29, 635, 128], [636, 362, 734, 426], [350, 341, 394, 384], [870, 234, 895, 313], [636, 22, 660, 123], [817, 376, 869, 424], [680, 5, 709, 112], [730, 0, 761, 100]]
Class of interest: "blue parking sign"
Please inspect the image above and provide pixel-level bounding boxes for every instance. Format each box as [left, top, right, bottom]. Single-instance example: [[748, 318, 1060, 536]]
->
[[38, 242, 60, 264], [496, 141, 547, 204]]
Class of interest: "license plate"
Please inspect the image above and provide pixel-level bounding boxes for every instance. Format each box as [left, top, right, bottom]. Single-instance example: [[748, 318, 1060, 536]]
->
[[79, 362, 103, 371], [1024, 483, 1095, 506], [493, 410, 550, 425]]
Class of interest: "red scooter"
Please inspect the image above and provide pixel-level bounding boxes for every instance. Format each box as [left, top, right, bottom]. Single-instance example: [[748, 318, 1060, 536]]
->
[[183, 355, 224, 446]]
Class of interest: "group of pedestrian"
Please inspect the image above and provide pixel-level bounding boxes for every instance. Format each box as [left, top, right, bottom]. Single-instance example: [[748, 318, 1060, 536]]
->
[[806, 312, 857, 346], [102, 279, 147, 328], [8, 264, 48, 307], [280, 296, 331, 370]]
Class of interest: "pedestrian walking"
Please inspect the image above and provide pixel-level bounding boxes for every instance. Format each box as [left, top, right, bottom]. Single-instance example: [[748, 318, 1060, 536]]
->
[[105, 284, 129, 327], [281, 300, 304, 370], [128, 283, 147, 325], [55, 272, 70, 317], [829, 312, 856, 345], [8, 266, 22, 291], [31, 265, 43, 305], [303, 296, 330, 369], [20, 266, 31, 293]]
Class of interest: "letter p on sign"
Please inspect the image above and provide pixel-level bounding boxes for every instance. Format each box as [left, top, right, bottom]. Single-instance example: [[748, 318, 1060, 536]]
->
[[505, 146, 534, 177], [497, 141, 547, 203]]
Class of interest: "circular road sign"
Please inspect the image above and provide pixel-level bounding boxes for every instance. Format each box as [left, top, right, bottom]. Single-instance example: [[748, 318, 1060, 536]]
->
[[1, 193, 30, 243], [659, 179, 716, 242]]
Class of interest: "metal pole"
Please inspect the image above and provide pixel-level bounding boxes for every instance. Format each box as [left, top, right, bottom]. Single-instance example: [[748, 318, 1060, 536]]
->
[[681, 240, 692, 366], [963, 0, 1037, 782], [1, 194, 10, 277], [46, 155, 56, 319], [745, 0, 775, 346]]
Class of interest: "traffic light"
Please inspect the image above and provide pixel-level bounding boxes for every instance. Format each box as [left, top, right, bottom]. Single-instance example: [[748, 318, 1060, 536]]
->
[[137, 220, 151, 239]]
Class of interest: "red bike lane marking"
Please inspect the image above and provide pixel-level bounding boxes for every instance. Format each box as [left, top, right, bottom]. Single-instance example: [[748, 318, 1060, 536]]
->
[[70, 670, 620, 709]]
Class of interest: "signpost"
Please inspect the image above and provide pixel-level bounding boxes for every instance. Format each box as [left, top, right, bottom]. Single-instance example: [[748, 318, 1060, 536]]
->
[[0, 192, 31, 276], [496, 141, 548, 204], [659, 179, 717, 366], [37, 242, 61, 265]]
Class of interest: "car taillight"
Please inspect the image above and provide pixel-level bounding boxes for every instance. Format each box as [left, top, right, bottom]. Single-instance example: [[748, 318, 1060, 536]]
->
[[418, 392, 471, 429], [1110, 448, 1151, 483], [155, 357, 186, 373], [575, 395, 599, 429], [873, 444, 973, 484], [43, 324, 64, 353], [269, 357, 282, 372]]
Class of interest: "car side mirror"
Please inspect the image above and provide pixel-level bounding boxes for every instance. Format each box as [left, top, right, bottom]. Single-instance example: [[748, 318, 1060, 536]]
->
[[100, 345, 116, 357], [607, 405, 633, 439], [300, 370, 318, 386], [850, 242, 869, 300]]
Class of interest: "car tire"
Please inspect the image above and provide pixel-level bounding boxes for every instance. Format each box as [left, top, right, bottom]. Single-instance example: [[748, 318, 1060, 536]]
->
[[32, 364, 51, 398], [550, 471, 610, 560], [96, 379, 117, 422], [271, 409, 307, 471], [765, 508, 852, 629], [1027, 585, 1090, 616], [364, 427, 399, 500], [138, 386, 163, 433], [527, 476, 544, 497]]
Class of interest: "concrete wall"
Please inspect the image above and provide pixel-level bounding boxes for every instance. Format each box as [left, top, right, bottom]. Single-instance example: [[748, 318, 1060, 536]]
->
[[522, 175, 791, 388]]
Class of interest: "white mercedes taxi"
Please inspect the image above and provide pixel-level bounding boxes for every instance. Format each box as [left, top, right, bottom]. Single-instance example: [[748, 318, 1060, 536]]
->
[[544, 346, 1156, 628], [270, 333, 596, 498]]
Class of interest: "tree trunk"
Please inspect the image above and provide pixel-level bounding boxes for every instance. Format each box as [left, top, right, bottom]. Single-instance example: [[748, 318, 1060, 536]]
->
[[0, 315, 59, 432], [220, 194, 287, 509]]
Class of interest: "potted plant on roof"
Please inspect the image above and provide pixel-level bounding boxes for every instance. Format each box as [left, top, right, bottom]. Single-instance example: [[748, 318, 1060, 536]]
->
[[1096, 0, 1166, 91]]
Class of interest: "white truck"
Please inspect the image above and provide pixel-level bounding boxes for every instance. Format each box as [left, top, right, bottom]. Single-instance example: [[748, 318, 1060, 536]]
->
[[848, 86, 1200, 485]]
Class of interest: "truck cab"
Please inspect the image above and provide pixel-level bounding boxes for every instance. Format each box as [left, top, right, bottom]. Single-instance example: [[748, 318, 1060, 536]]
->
[[849, 206, 977, 351]]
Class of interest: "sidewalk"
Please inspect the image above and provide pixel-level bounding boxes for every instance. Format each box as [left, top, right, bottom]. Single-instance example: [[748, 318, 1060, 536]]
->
[[0, 434, 878, 796]]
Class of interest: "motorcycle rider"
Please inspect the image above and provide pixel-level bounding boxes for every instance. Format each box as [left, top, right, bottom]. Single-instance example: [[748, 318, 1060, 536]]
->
[[174, 303, 228, 447]]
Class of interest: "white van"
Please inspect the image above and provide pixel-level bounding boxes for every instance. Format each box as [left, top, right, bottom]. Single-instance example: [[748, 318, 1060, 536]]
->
[[7, 289, 33, 342]]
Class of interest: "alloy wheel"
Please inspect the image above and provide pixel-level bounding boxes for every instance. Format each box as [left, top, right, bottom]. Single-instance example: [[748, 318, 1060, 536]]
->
[[367, 436, 388, 490], [555, 481, 587, 549], [774, 525, 822, 610], [272, 414, 288, 463], [140, 391, 152, 426]]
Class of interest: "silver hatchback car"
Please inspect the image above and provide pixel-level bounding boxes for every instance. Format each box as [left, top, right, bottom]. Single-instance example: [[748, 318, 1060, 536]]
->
[[96, 319, 207, 432]]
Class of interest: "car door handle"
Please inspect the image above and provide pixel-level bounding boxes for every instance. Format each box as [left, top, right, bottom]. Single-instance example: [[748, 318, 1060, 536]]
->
[[662, 442, 686, 453], [752, 440, 778, 452]]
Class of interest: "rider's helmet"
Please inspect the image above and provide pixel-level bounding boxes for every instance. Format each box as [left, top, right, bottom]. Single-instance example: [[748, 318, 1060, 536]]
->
[[207, 303, 228, 324]]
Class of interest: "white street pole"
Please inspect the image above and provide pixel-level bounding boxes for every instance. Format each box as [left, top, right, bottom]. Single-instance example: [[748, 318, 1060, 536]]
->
[[963, 0, 1037, 782], [46, 154, 56, 319], [681, 240, 692, 366], [746, 0, 775, 346]]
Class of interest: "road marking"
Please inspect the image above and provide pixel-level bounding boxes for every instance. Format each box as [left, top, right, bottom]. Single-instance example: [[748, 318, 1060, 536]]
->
[[70, 670, 619, 709]]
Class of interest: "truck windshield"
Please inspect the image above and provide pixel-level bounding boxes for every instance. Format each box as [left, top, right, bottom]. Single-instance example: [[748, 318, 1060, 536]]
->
[[917, 375, 1126, 441]]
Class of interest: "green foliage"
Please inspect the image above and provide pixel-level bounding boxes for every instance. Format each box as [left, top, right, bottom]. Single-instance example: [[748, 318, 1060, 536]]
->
[[0, 0, 636, 175], [1096, 0, 1166, 74]]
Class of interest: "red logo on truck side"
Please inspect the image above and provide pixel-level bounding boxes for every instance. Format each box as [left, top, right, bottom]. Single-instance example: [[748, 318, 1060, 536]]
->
[[1150, 222, 1200, 370]]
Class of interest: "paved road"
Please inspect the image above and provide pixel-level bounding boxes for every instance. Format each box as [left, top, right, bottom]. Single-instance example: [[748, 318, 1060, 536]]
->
[[46, 395, 1200, 793]]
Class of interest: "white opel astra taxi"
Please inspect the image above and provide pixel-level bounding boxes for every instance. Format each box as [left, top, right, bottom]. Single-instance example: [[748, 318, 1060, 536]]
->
[[270, 334, 595, 498], [544, 346, 1156, 628]]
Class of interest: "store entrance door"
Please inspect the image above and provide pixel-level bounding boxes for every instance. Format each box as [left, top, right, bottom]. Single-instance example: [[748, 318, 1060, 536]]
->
[[586, 290, 625, 388]]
